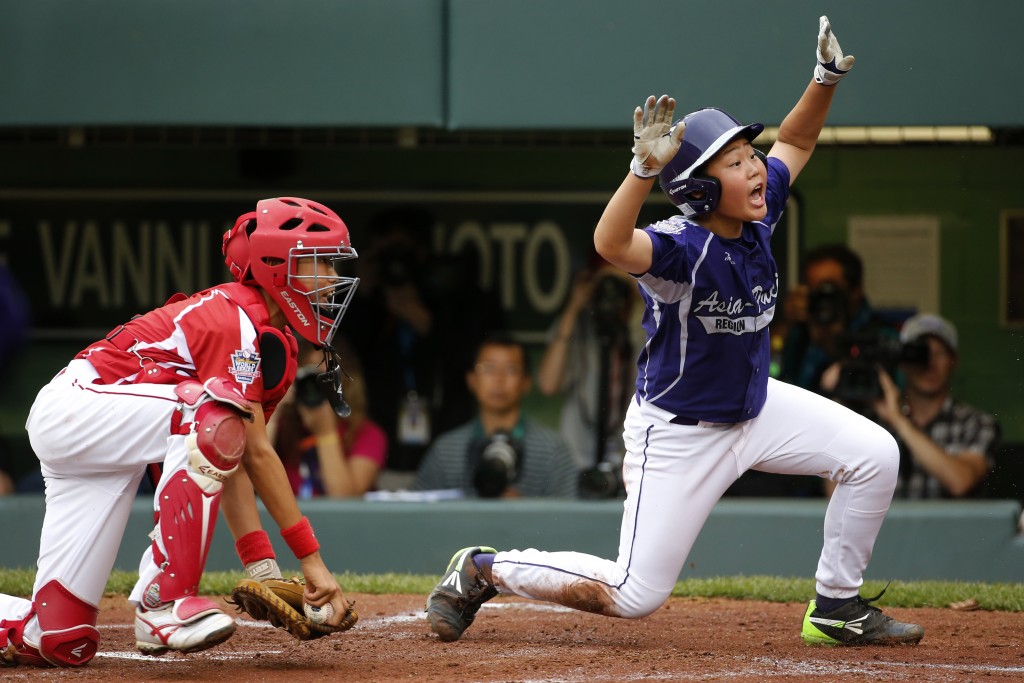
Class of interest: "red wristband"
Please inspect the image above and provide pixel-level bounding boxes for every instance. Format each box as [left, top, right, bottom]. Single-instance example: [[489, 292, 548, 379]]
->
[[281, 516, 320, 559], [235, 530, 276, 566]]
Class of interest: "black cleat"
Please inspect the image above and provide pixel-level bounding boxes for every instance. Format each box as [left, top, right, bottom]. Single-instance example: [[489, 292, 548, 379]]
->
[[425, 546, 498, 642], [801, 588, 924, 646]]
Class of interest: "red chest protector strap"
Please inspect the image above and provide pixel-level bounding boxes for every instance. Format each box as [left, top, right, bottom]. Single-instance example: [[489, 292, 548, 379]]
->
[[216, 283, 298, 404]]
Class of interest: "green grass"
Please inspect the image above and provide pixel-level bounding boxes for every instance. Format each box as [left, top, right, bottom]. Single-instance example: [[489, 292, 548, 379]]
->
[[2, 569, 1021, 611]]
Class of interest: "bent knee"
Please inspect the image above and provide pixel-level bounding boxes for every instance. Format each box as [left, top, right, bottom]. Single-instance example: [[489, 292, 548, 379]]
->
[[863, 422, 899, 474], [837, 420, 899, 488], [612, 582, 671, 619]]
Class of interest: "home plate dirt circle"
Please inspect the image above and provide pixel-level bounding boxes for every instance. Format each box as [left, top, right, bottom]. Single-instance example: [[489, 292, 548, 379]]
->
[[5, 594, 1022, 682]]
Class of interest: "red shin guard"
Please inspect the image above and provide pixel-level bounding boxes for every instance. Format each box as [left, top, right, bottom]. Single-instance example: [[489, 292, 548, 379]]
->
[[143, 468, 221, 608], [31, 580, 100, 667]]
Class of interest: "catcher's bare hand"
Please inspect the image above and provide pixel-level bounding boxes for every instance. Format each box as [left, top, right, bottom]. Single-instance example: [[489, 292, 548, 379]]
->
[[301, 554, 353, 629]]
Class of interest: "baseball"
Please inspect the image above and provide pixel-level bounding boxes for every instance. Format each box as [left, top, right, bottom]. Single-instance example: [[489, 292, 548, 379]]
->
[[304, 602, 333, 625]]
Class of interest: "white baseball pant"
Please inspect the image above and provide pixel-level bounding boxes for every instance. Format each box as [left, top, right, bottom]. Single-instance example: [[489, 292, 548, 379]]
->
[[0, 359, 209, 645], [491, 378, 899, 617]]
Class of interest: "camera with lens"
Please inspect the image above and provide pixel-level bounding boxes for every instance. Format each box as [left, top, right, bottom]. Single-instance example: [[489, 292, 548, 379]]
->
[[578, 460, 623, 500], [833, 331, 930, 406], [807, 281, 848, 326], [469, 432, 524, 498], [295, 364, 351, 417], [294, 365, 330, 408]]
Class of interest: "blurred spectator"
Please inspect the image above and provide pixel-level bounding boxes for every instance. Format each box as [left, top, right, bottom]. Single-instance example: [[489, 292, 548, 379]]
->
[[268, 338, 387, 497], [0, 467, 13, 495], [345, 207, 503, 474], [537, 263, 641, 478], [871, 313, 1000, 498], [0, 263, 31, 495], [413, 332, 577, 498], [778, 243, 895, 397], [0, 263, 29, 378]]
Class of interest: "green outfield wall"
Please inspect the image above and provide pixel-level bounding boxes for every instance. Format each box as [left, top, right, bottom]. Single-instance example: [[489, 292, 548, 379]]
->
[[1, 1, 1020, 128], [0, 497, 1021, 583]]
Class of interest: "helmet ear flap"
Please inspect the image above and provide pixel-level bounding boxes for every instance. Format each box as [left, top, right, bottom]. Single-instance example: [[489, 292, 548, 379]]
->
[[676, 176, 722, 218], [754, 148, 767, 170], [222, 211, 259, 283]]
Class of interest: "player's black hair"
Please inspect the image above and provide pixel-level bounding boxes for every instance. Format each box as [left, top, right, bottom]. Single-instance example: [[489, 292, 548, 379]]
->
[[801, 243, 864, 289], [474, 331, 531, 375]]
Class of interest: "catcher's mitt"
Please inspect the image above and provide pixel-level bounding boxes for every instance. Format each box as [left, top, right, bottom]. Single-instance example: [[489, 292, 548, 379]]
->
[[228, 576, 357, 640]]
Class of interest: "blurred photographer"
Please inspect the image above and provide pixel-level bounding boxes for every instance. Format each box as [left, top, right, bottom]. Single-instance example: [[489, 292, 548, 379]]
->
[[413, 333, 577, 498], [869, 314, 1000, 499], [537, 263, 641, 497], [343, 208, 436, 477], [345, 207, 503, 478], [268, 339, 387, 498], [779, 243, 895, 396]]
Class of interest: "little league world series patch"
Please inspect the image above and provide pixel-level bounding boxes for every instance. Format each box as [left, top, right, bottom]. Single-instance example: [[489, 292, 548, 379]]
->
[[229, 349, 262, 385]]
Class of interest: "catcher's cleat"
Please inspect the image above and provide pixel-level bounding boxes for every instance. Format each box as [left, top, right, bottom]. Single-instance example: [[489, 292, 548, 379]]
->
[[801, 590, 924, 646], [1, 620, 23, 667], [425, 546, 498, 642], [0, 617, 49, 667], [135, 597, 236, 656]]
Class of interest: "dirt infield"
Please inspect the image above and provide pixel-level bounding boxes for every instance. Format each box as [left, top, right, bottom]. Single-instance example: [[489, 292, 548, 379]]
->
[[4, 593, 1022, 682]]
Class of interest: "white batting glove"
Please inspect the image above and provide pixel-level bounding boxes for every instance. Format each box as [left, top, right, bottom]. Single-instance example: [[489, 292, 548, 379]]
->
[[813, 15, 855, 86], [630, 94, 685, 179]]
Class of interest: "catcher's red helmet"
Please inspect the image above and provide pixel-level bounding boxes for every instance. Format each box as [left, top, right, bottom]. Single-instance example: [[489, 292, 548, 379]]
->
[[221, 197, 359, 347]]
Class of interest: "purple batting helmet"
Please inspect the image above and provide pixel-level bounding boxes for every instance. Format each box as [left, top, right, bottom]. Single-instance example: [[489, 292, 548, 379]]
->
[[659, 108, 764, 217]]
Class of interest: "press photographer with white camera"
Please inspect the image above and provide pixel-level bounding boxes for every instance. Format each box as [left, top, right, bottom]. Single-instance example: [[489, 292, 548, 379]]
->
[[413, 333, 577, 498]]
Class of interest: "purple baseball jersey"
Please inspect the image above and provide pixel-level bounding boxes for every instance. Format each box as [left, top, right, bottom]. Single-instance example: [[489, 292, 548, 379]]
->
[[634, 156, 791, 422]]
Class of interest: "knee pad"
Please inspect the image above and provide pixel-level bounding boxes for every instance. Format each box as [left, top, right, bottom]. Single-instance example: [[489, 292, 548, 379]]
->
[[33, 580, 100, 667], [175, 378, 251, 492], [185, 401, 246, 490]]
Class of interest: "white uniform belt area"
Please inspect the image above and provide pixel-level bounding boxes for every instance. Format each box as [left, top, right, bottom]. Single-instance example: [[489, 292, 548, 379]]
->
[[668, 415, 734, 427], [634, 395, 734, 428]]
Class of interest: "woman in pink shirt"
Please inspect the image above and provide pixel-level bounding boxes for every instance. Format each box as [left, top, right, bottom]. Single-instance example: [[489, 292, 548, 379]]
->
[[270, 338, 387, 497]]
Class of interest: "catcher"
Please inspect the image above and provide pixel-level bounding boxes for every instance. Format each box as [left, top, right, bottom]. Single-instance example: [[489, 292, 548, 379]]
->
[[1, 198, 357, 667]]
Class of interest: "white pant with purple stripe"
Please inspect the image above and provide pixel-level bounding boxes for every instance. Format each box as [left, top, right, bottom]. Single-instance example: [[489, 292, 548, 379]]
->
[[491, 378, 898, 618]]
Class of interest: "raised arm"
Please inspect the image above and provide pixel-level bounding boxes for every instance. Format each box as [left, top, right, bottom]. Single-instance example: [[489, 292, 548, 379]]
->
[[537, 270, 596, 394], [769, 16, 855, 183], [594, 95, 684, 275]]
